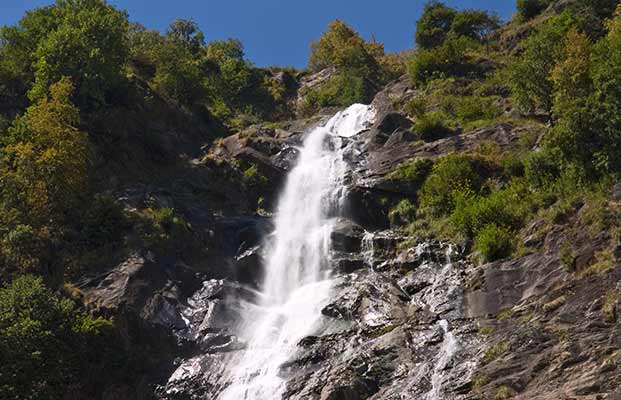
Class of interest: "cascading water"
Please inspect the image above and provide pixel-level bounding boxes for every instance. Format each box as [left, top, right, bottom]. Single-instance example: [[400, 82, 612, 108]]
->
[[218, 104, 375, 400]]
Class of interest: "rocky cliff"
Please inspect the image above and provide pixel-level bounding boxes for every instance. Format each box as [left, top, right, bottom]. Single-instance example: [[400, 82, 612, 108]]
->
[[76, 72, 621, 399]]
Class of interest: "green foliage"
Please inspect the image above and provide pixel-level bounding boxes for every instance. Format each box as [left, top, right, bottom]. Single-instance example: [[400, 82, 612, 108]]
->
[[304, 19, 404, 114], [387, 158, 434, 181], [524, 149, 562, 187], [450, 189, 524, 238], [166, 19, 205, 55], [404, 97, 427, 118], [305, 19, 399, 112], [242, 164, 269, 188], [412, 112, 453, 141], [482, 340, 510, 364], [0, 275, 116, 400], [28, 0, 129, 109], [136, 207, 191, 252], [309, 19, 380, 77], [474, 224, 516, 263], [602, 289, 619, 322], [302, 73, 371, 112], [389, 199, 417, 226], [416, 1, 458, 49], [152, 35, 206, 108], [509, 16, 569, 114], [495, 385, 515, 400], [0, 78, 88, 280], [408, 35, 478, 85], [516, 0, 550, 20], [454, 95, 503, 125], [418, 154, 484, 216], [415, 1, 498, 49]]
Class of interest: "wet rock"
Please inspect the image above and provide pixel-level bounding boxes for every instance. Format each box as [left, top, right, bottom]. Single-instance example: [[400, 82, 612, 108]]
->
[[336, 258, 365, 274], [234, 245, 263, 287], [331, 219, 364, 253]]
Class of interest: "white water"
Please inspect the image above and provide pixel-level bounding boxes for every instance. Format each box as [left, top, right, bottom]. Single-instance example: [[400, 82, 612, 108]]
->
[[218, 104, 374, 400], [426, 320, 459, 400]]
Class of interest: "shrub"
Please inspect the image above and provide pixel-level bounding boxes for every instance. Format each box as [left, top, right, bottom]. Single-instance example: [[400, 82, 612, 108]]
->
[[455, 96, 503, 124], [137, 207, 191, 252], [517, 0, 549, 20], [451, 190, 524, 238], [242, 164, 269, 188], [413, 112, 453, 141], [474, 224, 515, 263], [404, 97, 427, 118], [301, 72, 371, 113], [408, 35, 477, 85], [602, 289, 619, 322], [418, 154, 484, 216], [389, 199, 417, 226], [559, 242, 577, 272], [524, 149, 562, 188], [387, 158, 434, 181], [495, 385, 515, 400]]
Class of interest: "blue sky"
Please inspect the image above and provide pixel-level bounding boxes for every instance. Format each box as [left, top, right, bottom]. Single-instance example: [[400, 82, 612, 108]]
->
[[2, 1, 516, 68]]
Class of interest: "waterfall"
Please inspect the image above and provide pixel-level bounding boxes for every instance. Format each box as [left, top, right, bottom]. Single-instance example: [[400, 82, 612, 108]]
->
[[218, 104, 375, 400], [426, 320, 459, 400]]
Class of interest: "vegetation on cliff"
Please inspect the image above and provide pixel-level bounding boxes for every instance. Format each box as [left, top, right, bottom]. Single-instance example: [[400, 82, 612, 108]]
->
[[1, 0, 621, 398]]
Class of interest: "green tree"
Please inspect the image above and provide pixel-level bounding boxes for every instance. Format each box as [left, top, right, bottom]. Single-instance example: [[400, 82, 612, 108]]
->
[[0, 275, 114, 400], [0, 78, 88, 280], [167, 18, 205, 55], [415, 1, 458, 49], [27, 0, 129, 109], [415, 1, 497, 49], [586, 7, 621, 172], [309, 19, 380, 76], [509, 17, 568, 115], [202, 39, 255, 118], [547, 29, 594, 169], [516, 0, 549, 20], [450, 9, 499, 42]]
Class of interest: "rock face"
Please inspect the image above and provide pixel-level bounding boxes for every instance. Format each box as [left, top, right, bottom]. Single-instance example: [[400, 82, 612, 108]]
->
[[93, 77, 621, 399], [159, 230, 482, 400]]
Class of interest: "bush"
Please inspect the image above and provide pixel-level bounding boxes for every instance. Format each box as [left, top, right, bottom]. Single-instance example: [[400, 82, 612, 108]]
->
[[136, 207, 191, 252], [451, 190, 524, 238], [419, 154, 484, 216], [301, 72, 371, 113], [524, 149, 562, 187], [404, 97, 427, 118], [455, 96, 503, 124], [387, 158, 434, 181], [242, 164, 269, 188], [413, 112, 453, 141], [389, 199, 417, 226], [408, 35, 477, 85], [517, 0, 549, 20], [474, 224, 515, 263]]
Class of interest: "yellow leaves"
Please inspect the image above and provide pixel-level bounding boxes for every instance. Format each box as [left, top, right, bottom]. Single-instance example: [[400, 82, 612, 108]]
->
[[2, 77, 88, 228]]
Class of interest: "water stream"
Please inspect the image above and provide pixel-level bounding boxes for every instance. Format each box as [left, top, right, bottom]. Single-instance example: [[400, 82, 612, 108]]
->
[[218, 104, 375, 400]]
